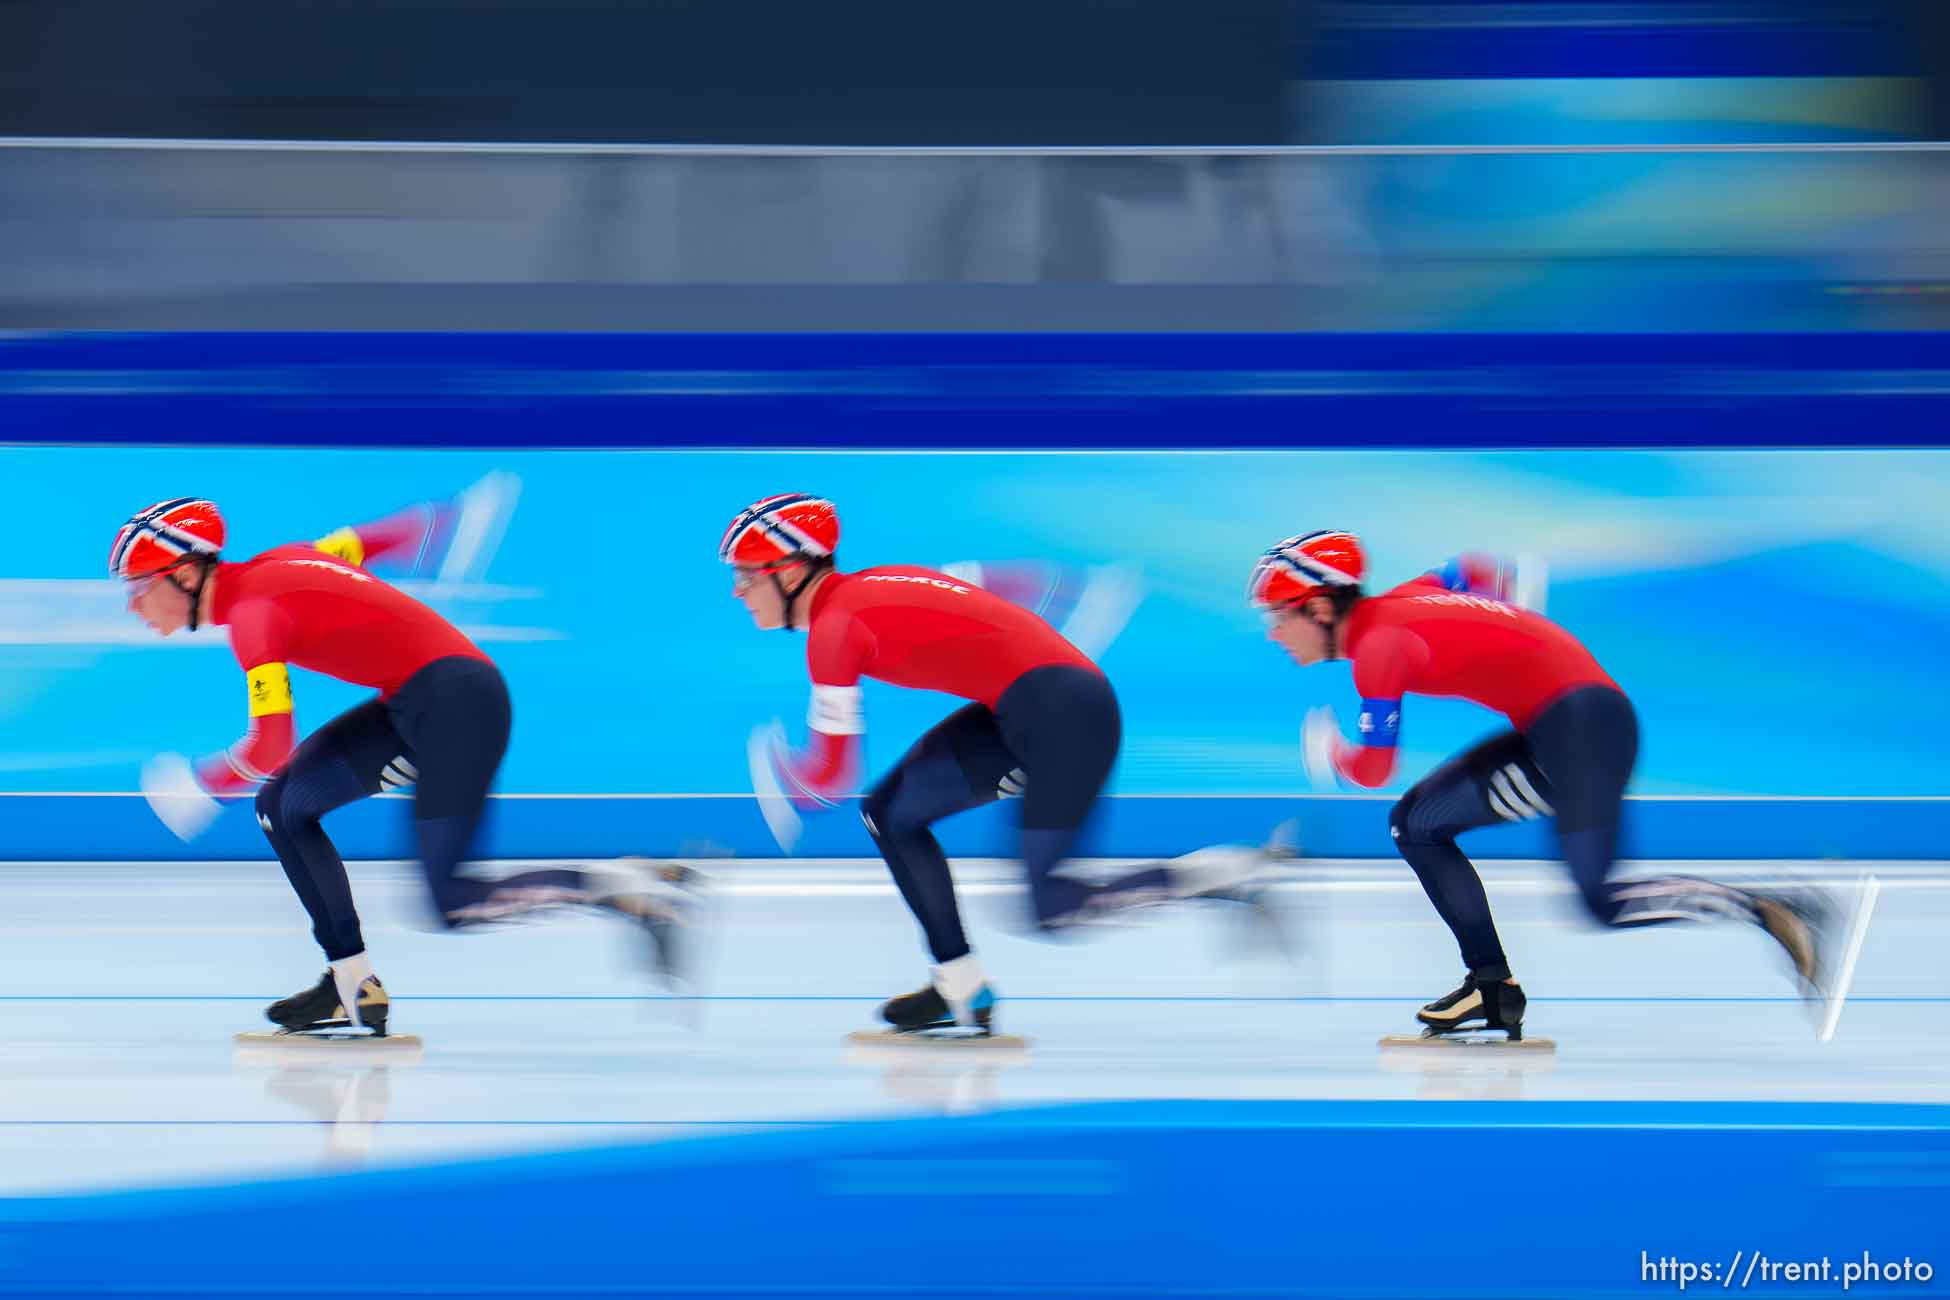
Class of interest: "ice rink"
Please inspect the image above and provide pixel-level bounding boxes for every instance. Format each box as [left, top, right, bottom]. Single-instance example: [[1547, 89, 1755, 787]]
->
[[1, 857, 1941, 1197]]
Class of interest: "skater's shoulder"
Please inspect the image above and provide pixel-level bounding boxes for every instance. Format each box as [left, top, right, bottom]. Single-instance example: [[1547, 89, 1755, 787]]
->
[[814, 565, 990, 619], [848, 564, 981, 595], [226, 544, 383, 595], [1372, 580, 1518, 616], [1358, 583, 1555, 644]]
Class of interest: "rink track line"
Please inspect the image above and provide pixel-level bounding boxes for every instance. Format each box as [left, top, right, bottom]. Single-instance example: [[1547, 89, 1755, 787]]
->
[[8, 791, 1950, 800], [2, 994, 1946, 1003], [0, 1119, 1945, 1133]]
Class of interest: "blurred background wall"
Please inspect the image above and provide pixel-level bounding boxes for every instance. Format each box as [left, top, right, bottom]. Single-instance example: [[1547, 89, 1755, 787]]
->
[[1, 0, 1946, 331], [0, 0, 1943, 859]]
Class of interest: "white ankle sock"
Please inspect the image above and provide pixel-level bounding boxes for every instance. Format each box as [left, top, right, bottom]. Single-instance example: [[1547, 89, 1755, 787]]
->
[[583, 856, 656, 902], [931, 953, 986, 1004], [329, 952, 374, 1028]]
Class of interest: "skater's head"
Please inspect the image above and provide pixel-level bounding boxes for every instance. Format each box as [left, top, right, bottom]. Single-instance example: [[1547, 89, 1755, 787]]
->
[[111, 498, 225, 635], [720, 494, 839, 632], [1247, 529, 1365, 665]]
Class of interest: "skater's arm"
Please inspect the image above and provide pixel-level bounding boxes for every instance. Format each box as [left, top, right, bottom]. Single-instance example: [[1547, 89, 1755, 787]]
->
[[194, 600, 297, 795], [1329, 627, 1427, 788], [313, 503, 446, 573], [1412, 553, 1513, 599], [1331, 699, 1401, 788], [1410, 552, 1546, 612], [938, 562, 1065, 618], [763, 686, 862, 809], [939, 560, 1143, 660], [766, 616, 871, 810], [771, 719, 861, 809], [311, 472, 519, 579]]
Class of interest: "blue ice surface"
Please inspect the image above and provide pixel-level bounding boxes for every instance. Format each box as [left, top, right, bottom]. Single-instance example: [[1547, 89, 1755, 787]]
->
[[1, 1099, 1944, 1299]]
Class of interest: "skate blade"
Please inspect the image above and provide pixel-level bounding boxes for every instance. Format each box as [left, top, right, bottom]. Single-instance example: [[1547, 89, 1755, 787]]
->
[[1817, 873, 1881, 1043], [235, 1029, 423, 1054], [846, 1041, 1030, 1072], [845, 1028, 1030, 1051], [1380, 1033, 1555, 1052]]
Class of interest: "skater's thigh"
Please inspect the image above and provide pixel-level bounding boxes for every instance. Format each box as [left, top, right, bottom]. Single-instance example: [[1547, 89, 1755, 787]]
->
[[996, 666, 1120, 831], [1524, 687, 1637, 834], [268, 697, 404, 818], [864, 703, 1010, 829], [1397, 729, 1551, 841], [386, 658, 512, 821]]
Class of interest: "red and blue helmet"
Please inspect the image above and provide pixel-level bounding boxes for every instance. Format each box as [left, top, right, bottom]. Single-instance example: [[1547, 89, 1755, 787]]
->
[[110, 498, 226, 581], [1246, 529, 1365, 612], [718, 494, 839, 567]]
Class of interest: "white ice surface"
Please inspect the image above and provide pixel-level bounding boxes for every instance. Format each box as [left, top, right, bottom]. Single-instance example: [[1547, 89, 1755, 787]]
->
[[0, 859, 1942, 1195]]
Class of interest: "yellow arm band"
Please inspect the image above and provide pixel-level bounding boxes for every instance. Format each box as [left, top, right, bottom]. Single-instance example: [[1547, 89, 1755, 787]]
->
[[245, 663, 295, 717], [313, 526, 366, 567]]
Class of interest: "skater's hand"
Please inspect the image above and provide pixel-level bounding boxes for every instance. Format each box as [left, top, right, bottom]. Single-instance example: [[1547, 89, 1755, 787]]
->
[[767, 729, 851, 813], [1301, 707, 1344, 791], [1509, 552, 1547, 614], [748, 721, 803, 852], [141, 752, 223, 841]]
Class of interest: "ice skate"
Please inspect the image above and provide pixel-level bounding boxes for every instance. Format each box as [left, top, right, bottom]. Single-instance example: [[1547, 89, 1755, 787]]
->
[[848, 956, 1029, 1049], [1754, 875, 1881, 1041], [1815, 874, 1881, 1042], [1167, 844, 1274, 903], [1381, 975, 1554, 1051], [591, 857, 709, 991], [1161, 829, 1298, 956], [1753, 890, 1824, 995], [237, 970, 421, 1049]]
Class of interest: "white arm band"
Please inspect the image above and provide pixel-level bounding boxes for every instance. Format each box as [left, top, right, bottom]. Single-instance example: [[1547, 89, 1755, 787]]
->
[[808, 684, 865, 735]]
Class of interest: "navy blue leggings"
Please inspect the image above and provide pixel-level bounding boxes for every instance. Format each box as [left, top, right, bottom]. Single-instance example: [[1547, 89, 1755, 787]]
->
[[1390, 685, 1757, 981], [254, 655, 587, 961], [860, 664, 1160, 963]]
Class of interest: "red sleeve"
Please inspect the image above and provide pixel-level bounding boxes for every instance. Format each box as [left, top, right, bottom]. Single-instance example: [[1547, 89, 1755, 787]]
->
[[805, 607, 874, 688], [353, 505, 446, 569], [197, 713, 295, 794], [225, 597, 295, 670], [196, 598, 298, 794], [775, 608, 875, 806], [1336, 738, 1398, 789], [311, 505, 447, 573], [1333, 625, 1429, 789]]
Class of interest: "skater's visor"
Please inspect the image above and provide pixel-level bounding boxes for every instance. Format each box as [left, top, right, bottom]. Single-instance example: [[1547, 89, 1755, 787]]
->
[[122, 561, 192, 599], [732, 557, 812, 593], [1259, 600, 1307, 631]]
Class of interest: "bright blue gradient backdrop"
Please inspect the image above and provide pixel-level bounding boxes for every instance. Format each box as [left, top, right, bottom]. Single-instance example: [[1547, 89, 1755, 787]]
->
[[5, 433, 1945, 858]]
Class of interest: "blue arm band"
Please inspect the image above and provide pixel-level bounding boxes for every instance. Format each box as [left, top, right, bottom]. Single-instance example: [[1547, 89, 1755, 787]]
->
[[1356, 698, 1402, 748], [1430, 557, 1469, 592]]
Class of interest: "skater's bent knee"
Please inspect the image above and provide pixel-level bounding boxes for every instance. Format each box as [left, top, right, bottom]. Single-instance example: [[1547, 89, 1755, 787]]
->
[[859, 781, 925, 840], [254, 778, 288, 833], [1389, 793, 1432, 847], [858, 781, 891, 837]]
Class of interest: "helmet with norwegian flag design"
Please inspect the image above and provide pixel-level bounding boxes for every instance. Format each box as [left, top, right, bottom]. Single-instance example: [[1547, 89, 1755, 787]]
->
[[110, 498, 227, 581], [1246, 529, 1365, 612], [718, 494, 840, 567]]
